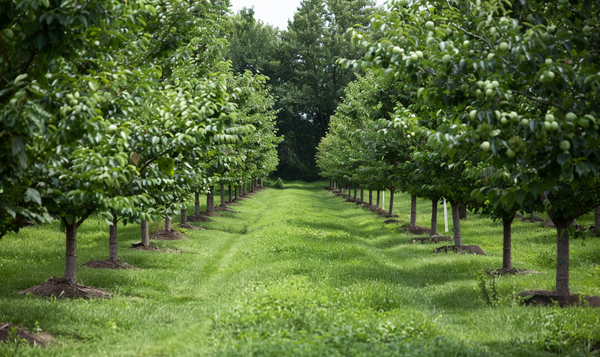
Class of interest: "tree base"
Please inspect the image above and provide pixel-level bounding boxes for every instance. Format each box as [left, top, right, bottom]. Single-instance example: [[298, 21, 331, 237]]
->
[[188, 215, 211, 223], [406, 225, 433, 235], [0, 323, 51, 347], [518, 290, 600, 307], [383, 219, 400, 224], [433, 245, 486, 255], [19, 277, 110, 299], [82, 260, 137, 270], [150, 230, 184, 241]]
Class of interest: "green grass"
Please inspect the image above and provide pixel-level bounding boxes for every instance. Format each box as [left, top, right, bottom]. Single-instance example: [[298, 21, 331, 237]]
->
[[1, 182, 599, 356]]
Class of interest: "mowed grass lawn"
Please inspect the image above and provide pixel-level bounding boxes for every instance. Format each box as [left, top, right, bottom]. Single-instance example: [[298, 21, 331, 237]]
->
[[1, 181, 600, 356]]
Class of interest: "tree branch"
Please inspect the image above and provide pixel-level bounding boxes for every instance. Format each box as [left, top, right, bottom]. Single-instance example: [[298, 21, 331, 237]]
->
[[510, 90, 571, 114]]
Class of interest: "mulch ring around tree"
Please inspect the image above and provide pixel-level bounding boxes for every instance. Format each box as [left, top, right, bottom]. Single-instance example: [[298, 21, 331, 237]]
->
[[384, 219, 400, 224], [406, 225, 433, 235], [82, 260, 137, 270], [179, 223, 207, 230], [0, 323, 52, 347], [150, 230, 185, 241], [19, 277, 111, 299], [227, 202, 239, 206], [518, 290, 600, 308], [540, 221, 555, 228], [487, 268, 541, 276], [433, 245, 486, 255], [410, 235, 453, 244], [188, 215, 211, 223]]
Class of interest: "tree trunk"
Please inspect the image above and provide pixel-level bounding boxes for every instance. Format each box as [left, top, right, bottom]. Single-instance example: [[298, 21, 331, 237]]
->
[[181, 203, 187, 225], [431, 198, 438, 236], [65, 220, 77, 283], [353, 186, 357, 200], [165, 214, 171, 232], [195, 192, 200, 219], [360, 188, 364, 203], [207, 186, 214, 212], [141, 219, 149, 247], [228, 185, 232, 203], [260, 178, 263, 187], [388, 189, 395, 217], [410, 195, 417, 227], [502, 212, 516, 270], [555, 223, 571, 297], [376, 190, 380, 207], [369, 190, 373, 206], [109, 215, 118, 262], [451, 202, 463, 247], [459, 204, 468, 220], [595, 206, 600, 233], [235, 186, 239, 200], [220, 182, 226, 207]]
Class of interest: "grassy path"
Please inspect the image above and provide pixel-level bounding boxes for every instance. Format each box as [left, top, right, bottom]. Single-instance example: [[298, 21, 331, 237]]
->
[[1, 182, 599, 356]]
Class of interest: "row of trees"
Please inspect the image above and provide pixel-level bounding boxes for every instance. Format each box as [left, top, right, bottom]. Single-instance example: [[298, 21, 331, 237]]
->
[[228, 0, 378, 180], [317, 0, 599, 298], [1, 0, 281, 284]]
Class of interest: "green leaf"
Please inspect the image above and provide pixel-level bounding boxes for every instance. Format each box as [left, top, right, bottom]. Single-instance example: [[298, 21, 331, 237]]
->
[[514, 189, 526, 206], [24, 188, 42, 205]]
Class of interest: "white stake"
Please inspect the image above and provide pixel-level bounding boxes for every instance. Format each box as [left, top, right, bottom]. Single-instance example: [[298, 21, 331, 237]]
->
[[443, 197, 448, 233], [382, 191, 385, 210]]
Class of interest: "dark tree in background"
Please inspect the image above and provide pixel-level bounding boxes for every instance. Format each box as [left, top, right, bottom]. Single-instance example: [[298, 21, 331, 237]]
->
[[228, 0, 377, 181]]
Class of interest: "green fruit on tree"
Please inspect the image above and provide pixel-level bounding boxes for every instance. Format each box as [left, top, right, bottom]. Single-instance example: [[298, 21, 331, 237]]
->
[[108, 124, 118, 133], [410, 53, 419, 61], [578, 118, 590, 128], [501, 117, 508, 125], [425, 21, 435, 30], [506, 148, 516, 158], [427, 37, 436, 45], [566, 112, 577, 121], [475, 89, 483, 99], [492, 81, 499, 88], [521, 118, 529, 126], [463, 40, 470, 47], [416, 51, 424, 59], [544, 121, 552, 131], [547, 26, 556, 34], [469, 110, 477, 120], [442, 54, 451, 65], [480, 141, 491, 152], [485, 88, 493, 96], [545, 58, 553, 65], [545, 114, 555, 122], [551, 122, 559, 131], [498, 42, 508, 51], [495, 110, 501, 120], [546, 71, 555, 81], [487, 53, 495, 60], [559, 140, 571, 152], [392, 46, 402, 54]]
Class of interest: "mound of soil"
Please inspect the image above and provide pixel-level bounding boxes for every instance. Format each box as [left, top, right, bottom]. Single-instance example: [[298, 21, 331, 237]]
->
[[228, 202, 239, 206], [487, 268, 541, 276], [0, 323, 51, 347], [378, 210, 398, 218], [406, 226, 433, 235], [130, 244, 180, 253], [150, 230, 184, 240], [410, 235, 453, 244], [541, 221, 555, 228], [518, 290, 600, 308], [433, 245, 486, 255], [346, 198, 359, 203], [384, 219, 400, 224], [82, 260, 137, 270], [179, 223, 207, 230], [19, 277, 110, 299], [239, 194, 253, 199], [188, 215, 211, 223]]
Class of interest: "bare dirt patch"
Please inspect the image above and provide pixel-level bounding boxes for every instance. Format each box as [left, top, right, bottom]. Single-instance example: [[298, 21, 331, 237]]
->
[[188, 215, 211, 223], [384, 219, 399, 224], [410, 235, 453, 244], [0, 323, 51, 347], [150, 230, 184, 240], [19, 277, 110, 299], [541, 221, 555, 228], [82, 260, 137, 270], [518, 290, 600, 308], [406, 226, 433, 235], [433, 245, 486, 255], [130, 244, 180, 253], [215, 206, 236, 213]]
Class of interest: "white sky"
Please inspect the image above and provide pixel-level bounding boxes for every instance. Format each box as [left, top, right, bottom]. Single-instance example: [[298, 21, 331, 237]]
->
[[229, 0, 389, 29]]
